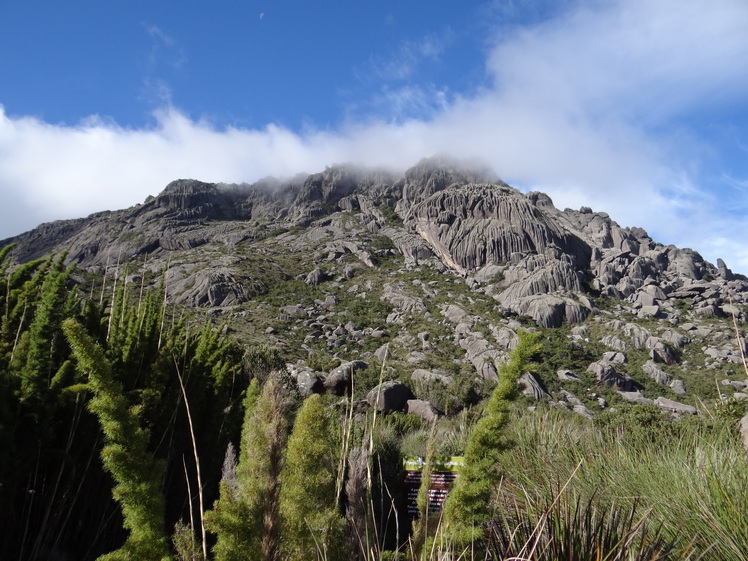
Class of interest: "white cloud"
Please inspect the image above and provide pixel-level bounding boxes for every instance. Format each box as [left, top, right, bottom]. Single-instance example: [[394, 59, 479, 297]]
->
[[2, 0, 748, 273]]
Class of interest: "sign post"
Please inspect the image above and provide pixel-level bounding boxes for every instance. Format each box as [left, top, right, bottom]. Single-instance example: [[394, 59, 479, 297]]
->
[[403, 456, 463, 520]]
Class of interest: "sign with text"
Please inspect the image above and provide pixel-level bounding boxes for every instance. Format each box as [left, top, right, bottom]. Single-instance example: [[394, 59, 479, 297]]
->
[[403, 456, 463, 518]]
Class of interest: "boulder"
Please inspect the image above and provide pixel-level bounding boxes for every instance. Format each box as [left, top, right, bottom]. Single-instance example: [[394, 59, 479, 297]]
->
[[305, 267, 328, 285], [169, 266, 248, 307], [411, 369, 453, 385], [601, 335, 628, 351], [324, 360, 369, 395], [557, 369, 581, 381], [405, 399, 440, 422], [459, 336, 501, 381], [280, 304, 307, 318], [655, 397, 697, 415], [588, 361, 634, 390], [602, 351, 627, 364], [669, 379, 687, 394], [518, 373, 551, 400], [441, 304, 468, 324], [649, 341, 678, 365], [367, 381, 414, 412], [618, 391, 654, 405], [381, 282, 426, 313], [641, 361, 672, 386], [296, 370, 323, 396]]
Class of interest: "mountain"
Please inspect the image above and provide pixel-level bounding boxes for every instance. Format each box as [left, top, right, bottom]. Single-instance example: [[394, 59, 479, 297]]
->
[[3, 156, 747, 416]]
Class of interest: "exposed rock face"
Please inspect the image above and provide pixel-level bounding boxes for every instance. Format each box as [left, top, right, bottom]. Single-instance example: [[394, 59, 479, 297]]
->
[[408, 185, 590, 274], [4, 157, 744, 329], [588, 361, 635, 390], [168, 266, 247, 307]]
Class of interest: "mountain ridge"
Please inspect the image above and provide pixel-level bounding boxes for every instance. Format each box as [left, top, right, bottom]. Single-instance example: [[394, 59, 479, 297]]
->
[[2, 156, 747, 419]]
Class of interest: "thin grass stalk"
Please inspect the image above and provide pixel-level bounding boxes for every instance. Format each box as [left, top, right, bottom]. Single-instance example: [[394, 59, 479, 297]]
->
[[99, 253, 110, 306], [105, 254, 120, 342], [158, 258, 170, 349], [18, 442, 42, 561], [182, 455, 197, 556], [118, 265, 129, 330], [175, 359, 207, 560], [363, 344, 388, 560], [336, 371, 356, 505], [728, 295, 748, 378], [346, 445, 370, 561], [10, 300, 27, 361], [30, 392, 87, 559], [52, 430, 101, 555], [515, 460, 584, 561], [412, 419, 438, 559]]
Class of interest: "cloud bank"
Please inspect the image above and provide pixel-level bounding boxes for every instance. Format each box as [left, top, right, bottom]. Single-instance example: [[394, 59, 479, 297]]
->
[[2, 0, 748, 271]]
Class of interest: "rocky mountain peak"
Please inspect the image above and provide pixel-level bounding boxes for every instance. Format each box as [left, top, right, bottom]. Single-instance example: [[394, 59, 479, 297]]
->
[[1, 157, 743, 329]]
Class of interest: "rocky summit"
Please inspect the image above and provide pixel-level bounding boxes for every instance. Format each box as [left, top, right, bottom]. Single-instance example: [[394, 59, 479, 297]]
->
[[3, 156, 747, 417]]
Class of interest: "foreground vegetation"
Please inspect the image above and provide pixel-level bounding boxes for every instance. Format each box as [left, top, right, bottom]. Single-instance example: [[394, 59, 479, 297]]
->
[[1, 244, 747, 560]]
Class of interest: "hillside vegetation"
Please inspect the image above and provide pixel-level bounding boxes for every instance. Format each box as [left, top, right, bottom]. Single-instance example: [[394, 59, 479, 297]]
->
[[1, 157, 748, 560]]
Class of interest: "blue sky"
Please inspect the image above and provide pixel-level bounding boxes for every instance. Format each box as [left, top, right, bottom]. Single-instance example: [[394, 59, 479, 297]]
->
[[1, 0, 748, 273]]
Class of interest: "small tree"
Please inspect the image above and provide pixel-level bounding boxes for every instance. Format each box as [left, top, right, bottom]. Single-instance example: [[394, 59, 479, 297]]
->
[[442, 329, 541, 552], [280, 393, 345, 561]]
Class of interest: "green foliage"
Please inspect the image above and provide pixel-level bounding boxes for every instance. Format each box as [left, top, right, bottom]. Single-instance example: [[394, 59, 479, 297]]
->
[[62, 318, 171, 561], [415, 374, 492, 416], [377, 202, 403, 227], [334, 291, 393, 331], [0, 251, 250, 560], [495, 405, 747, 560], [493, 493, 676, 560], [172, 520, 202, 561], [207, 376, 288, 561], [306, 352, 340, 373], [19, 255, 73, 404], [594, 404, 686, 444], [280, 394, 345, 561], [368, 235, 397, 252], [442, 329, 541, 551], [205, 379, 261, 561], [244, 344, 285, 381], [714, 396, 748, 423], [352, 361, 400, 400]]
